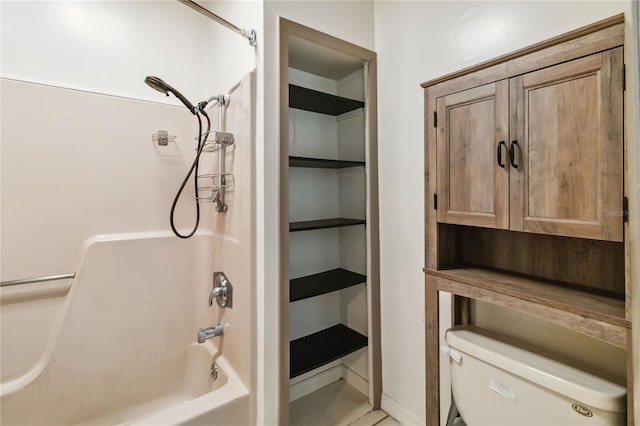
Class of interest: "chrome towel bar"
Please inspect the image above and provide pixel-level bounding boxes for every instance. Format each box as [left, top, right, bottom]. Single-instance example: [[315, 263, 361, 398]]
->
[[1, 273, 75, 288]]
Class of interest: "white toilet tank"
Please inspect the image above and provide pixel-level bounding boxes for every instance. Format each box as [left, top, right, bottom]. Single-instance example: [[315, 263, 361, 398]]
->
[[444, 326, 626, 426]]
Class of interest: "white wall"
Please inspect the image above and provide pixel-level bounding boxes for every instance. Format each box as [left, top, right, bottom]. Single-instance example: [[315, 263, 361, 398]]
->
[[0, 1, 257, 108], [374, 1, 636, 424], [1, 1, 208, 106], [260, 2, 374, 424], [199, 1, 261, 97]]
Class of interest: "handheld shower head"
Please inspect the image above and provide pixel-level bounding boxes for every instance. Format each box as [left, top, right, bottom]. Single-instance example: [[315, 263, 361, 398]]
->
[[145, 76, 170, 95], [145, 76, 196, 114]]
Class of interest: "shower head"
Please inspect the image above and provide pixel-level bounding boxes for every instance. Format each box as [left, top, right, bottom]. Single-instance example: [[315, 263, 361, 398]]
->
[[145, 76, 197, 114], [145, 76, 171, 94]]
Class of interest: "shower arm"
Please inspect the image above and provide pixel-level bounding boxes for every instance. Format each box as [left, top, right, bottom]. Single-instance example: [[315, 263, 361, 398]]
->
[[201, 94, 229, 111]]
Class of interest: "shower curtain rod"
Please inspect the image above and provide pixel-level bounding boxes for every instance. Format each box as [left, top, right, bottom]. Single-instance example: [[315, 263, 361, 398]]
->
[[177, 0, 257, 47]]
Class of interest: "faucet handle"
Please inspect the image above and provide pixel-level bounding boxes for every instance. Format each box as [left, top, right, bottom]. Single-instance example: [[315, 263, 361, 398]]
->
[[208, 287, 223, 307], [209, 272, 233, 308]]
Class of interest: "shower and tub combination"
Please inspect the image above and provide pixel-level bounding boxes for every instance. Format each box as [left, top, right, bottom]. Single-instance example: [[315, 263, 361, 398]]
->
[[1, 1, 256, 424]]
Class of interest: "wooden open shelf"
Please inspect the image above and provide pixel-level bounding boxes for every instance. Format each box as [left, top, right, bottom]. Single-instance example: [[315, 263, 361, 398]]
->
[[290, 324, 367, 378], [289, 85, 364, 116], [290, 218, 366, 232], [290, 268, 366, 302], [425, 266, 629, 348], [289, 156, 365, 169]]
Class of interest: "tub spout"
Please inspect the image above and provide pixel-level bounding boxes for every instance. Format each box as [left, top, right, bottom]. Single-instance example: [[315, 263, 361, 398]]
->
[[197, 323, 224, 344]]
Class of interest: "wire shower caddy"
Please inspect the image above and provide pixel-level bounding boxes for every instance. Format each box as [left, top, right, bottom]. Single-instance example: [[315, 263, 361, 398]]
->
[[195, 130, 234, 212]]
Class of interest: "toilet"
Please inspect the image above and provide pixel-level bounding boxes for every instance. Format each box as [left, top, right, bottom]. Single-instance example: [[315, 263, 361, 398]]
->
[[442, 326, 626, 426]]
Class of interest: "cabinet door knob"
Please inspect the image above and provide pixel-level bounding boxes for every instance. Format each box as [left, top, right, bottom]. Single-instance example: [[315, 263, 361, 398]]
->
[[509, 140, 519, 169], [497, 141, 506, 168]]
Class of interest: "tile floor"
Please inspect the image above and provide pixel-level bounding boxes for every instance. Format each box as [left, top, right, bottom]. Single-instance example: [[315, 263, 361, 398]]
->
[[373, 416, 401, 426], [289, 380, 401, 426]]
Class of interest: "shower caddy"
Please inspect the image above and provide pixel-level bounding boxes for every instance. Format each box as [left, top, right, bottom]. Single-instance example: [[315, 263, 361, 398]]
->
[[195, 94, 234, 212], [152, 99, 235, 213]]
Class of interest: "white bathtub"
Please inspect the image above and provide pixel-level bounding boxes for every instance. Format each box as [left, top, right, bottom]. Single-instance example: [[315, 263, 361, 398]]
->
[[1, 234, 251, 426], [86, 341, 250, 425], [1, 341, 249, 426], [130, 342, 250, 426], [123, 342, 250, 426]]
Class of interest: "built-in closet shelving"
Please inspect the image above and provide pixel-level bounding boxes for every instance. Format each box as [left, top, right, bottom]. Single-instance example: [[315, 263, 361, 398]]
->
[[287, 79, 368, 380], [289, 156, 365, 169], [290, 324, 368, 378], [281, 20, 379, 411], [289, 218, 366, 232], [290, 268, 366, 302], [289, 84, 364, 115]]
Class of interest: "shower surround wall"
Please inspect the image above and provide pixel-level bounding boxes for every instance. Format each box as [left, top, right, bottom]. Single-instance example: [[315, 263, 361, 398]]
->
[[1, 71, 256, 425], [1, 1, 257, 424]]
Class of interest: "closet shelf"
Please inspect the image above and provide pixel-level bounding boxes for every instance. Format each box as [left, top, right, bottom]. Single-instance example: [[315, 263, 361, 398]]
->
[[290, 324, 367, 378], [290, 218, 366, 232], [290, 268, 366, 302], [289, 156, 365, 169], [424, 266, 629, 348], [289, 85, 364, 116]]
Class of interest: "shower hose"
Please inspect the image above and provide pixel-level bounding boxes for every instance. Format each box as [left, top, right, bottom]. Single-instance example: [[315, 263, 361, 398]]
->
[[169, 109, 211, 239]]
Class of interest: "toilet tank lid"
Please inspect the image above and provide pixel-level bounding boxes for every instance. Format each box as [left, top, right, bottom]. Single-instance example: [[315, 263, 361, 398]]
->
[[445, 327, 626, 412]]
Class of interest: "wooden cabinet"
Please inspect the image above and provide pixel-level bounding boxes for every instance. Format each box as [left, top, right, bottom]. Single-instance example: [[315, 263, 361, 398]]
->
[[510, 48, 624, 241], [436, 81, 509, 229], [423, 15, 632, 426], [435, 48, 624, 242]]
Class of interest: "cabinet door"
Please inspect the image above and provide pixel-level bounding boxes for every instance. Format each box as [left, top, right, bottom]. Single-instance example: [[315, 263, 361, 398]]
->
[[510, 48, 623, 241], [436, 81, 509, 229]]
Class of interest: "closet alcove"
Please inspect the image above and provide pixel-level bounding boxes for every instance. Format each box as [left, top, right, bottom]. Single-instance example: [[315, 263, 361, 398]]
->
[[279, 18, 381, 423]]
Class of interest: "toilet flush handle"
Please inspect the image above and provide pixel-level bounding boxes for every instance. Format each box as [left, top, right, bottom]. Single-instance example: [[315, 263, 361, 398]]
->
[[440, 345, 462, 364]]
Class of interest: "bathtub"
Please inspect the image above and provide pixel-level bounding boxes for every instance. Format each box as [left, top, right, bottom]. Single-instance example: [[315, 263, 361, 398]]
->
[[1, 341, 249, 426], [125, 341, 250, 426], [1, 233, 251, 426], [1, 340, 250, 426]]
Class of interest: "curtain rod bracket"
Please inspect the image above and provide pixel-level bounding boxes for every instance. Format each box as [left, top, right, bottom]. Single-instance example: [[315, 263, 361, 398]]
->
[[242, 29, 258, 47]]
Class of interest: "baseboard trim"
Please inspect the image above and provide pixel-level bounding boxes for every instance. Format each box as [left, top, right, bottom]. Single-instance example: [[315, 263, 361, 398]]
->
[[289, 364, 342, 401], [342, 365, 369, 398], [289, 359, 372, 403], [381, 393, 423, 426]]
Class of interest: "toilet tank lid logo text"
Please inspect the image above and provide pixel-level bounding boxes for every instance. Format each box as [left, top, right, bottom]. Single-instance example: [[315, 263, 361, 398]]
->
[[571, 404, 593, 417]]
